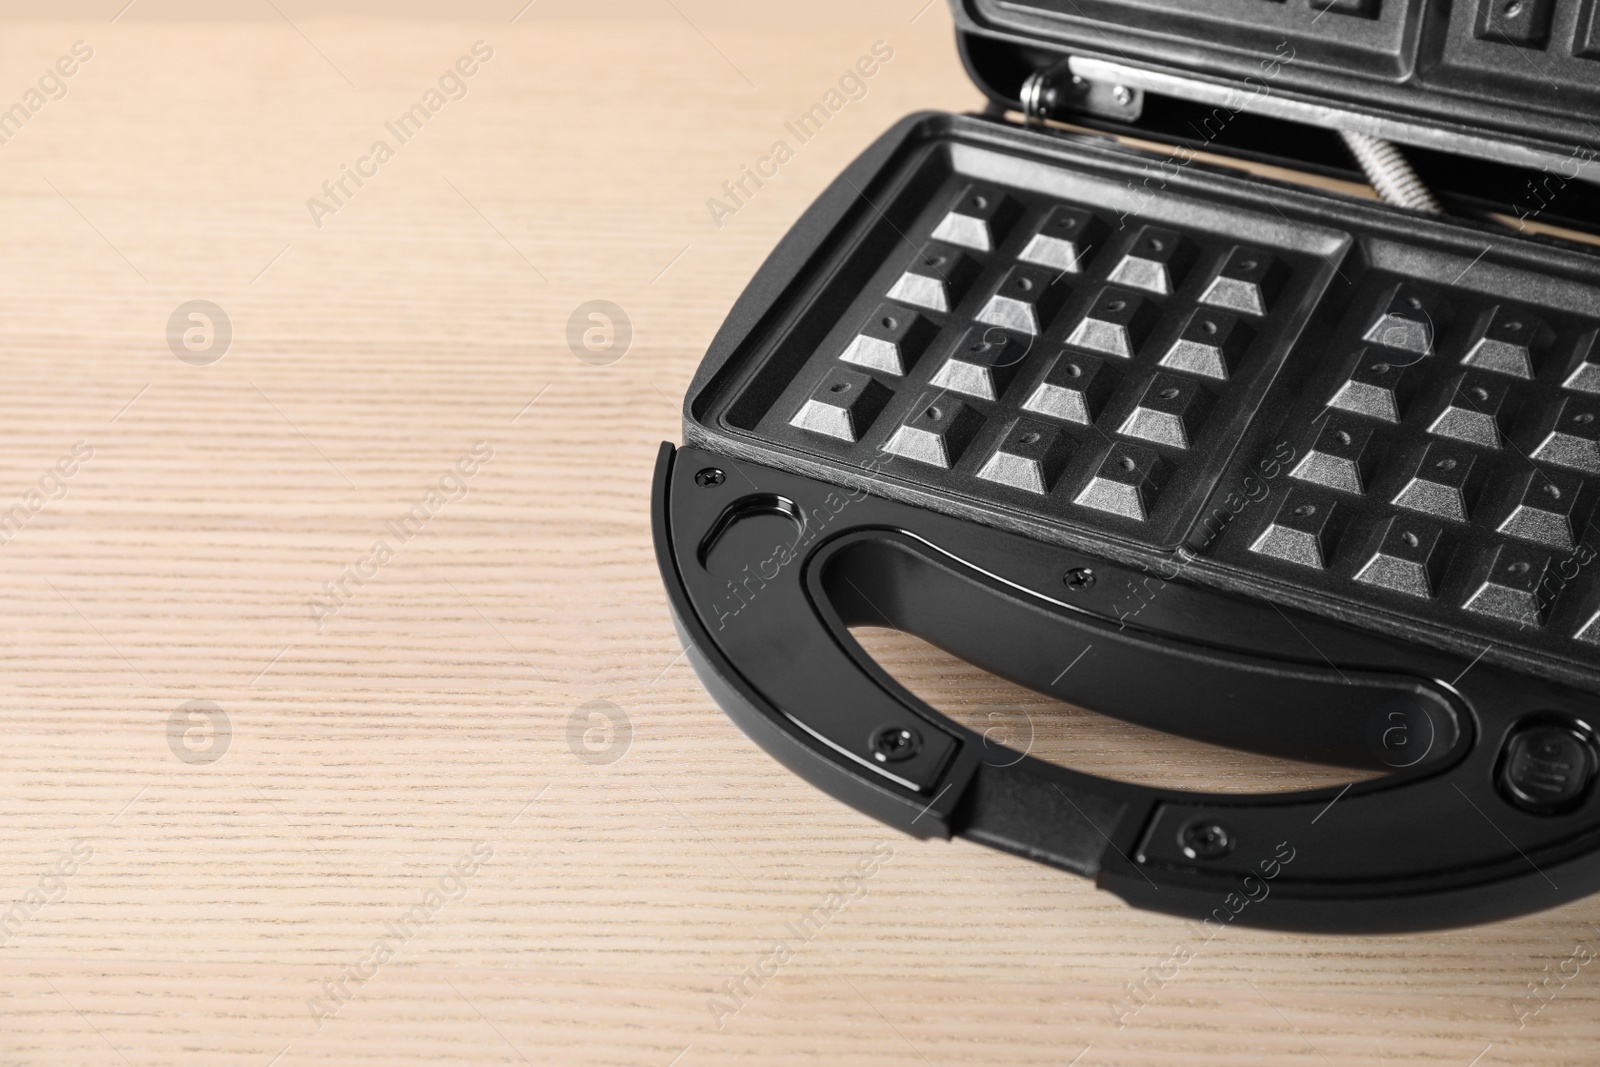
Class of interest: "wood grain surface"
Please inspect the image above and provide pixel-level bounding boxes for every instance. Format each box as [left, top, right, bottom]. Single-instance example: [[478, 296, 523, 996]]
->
[[0, 4, 1596, 1065]]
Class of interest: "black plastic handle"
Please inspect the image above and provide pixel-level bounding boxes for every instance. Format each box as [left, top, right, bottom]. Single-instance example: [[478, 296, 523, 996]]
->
[[655, 442, 1600, 932]]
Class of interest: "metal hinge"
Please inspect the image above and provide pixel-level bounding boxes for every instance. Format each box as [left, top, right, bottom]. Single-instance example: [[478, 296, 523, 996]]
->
[[1019, 58, 1144, 128]]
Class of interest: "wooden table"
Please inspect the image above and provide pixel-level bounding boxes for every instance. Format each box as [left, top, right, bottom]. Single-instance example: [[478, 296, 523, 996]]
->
[[1, 4, 1596, 1065]]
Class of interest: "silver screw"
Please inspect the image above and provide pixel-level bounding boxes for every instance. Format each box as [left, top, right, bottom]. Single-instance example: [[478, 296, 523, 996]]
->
[[1112, 85, 1132, 106]]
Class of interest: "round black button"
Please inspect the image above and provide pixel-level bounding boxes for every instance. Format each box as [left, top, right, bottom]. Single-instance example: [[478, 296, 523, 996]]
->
[[1499, 724, 1597, 814]]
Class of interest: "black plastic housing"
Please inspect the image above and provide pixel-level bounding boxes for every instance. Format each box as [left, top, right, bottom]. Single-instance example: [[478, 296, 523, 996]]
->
[[652, 5, 1600, 931]]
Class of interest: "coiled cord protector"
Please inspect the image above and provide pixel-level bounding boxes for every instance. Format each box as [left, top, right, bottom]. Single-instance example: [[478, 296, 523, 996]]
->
[[1340, 130, 1444, 214]]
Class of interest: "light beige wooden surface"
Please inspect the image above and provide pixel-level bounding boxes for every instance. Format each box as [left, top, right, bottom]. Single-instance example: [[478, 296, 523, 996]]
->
[[0, 4, 1597, 1066]]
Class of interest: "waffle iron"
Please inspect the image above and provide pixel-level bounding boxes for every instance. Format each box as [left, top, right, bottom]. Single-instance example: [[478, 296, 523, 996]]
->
[[652, 0, 1600, 932]]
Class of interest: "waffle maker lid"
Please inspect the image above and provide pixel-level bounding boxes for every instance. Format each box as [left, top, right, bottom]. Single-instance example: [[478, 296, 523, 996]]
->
[[652, 0, 1600, 934], [950, 0, 1600, 178]]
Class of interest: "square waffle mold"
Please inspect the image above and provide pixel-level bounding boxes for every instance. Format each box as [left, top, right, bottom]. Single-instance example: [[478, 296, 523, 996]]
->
[[685, 115, 1600, 689]]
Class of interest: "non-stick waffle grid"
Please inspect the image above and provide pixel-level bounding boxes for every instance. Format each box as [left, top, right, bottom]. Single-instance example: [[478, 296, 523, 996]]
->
[[1211, 268, 1600, 643], [742, 167, 1343, 551], [696, 132, 1600, 671]]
